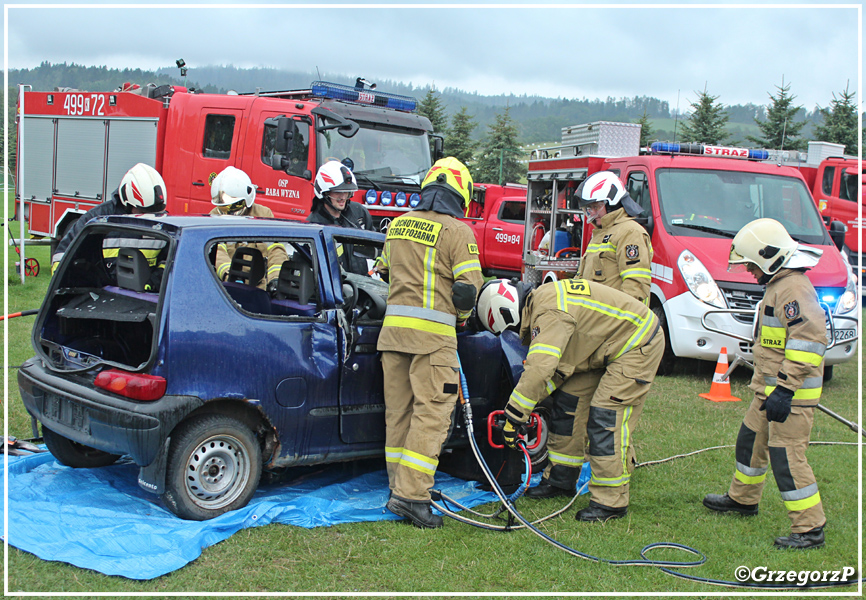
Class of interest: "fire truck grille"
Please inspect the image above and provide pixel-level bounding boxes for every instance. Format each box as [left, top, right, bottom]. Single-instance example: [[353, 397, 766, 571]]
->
[[718, 282, 764, 324]]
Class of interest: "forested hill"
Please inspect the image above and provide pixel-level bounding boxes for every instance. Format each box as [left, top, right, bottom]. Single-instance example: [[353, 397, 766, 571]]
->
[[7, 61, 823, 143]]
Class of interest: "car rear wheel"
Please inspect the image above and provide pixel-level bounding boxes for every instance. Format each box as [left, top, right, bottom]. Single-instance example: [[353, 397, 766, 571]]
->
[[161, 414, 262, 521], [42, 426, 121, 468]]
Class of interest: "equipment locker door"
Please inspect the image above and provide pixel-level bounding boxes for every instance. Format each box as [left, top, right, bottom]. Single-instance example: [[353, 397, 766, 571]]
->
[[187, 109, 245, 215]]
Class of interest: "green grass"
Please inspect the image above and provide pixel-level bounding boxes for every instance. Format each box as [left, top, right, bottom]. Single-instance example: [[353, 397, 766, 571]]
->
[[3, 199, 862, 594]]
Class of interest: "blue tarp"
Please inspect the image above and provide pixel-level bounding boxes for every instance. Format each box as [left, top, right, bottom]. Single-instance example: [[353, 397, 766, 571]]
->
[[2, 450, 590, 580]]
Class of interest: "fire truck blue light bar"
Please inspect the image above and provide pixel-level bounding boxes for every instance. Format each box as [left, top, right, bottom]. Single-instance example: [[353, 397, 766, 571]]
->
[[311, 81, 417, 112], [650, 142, 769, 160]]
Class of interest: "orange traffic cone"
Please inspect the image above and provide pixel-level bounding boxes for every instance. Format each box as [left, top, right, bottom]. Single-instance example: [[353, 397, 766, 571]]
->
[[699, 347, 742, 402]]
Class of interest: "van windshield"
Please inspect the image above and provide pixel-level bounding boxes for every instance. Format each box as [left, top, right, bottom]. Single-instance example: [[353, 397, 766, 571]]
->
[[656, 168, 830, 245], [318, 122, 431, 186]]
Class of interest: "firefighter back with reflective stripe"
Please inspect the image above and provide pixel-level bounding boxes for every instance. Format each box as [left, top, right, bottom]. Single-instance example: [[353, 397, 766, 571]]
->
[[210, 204, 288, 289]]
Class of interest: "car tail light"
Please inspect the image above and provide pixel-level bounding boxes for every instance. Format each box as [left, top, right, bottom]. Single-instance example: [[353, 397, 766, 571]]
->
[[94, 369, 166, 401]]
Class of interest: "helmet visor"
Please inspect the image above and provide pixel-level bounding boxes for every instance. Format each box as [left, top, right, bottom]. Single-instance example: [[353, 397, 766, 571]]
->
[[217, 198, 248, 215]]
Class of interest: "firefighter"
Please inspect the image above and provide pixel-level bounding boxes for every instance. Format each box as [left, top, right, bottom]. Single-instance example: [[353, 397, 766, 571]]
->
[[377, 157, 483, 528], [51, 163, 168, 286], [306, 160, 373, 231], [476, 277, 664, 521], [703, 218, 827, 549], [210, 166, 287, 290], [307, 160, 373, 274], [527, 171, 653, 500]]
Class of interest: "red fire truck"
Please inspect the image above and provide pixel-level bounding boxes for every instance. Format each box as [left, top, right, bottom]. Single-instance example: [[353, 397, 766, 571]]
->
[[522, 122, 859, 377], [15, 80, 441, 252]]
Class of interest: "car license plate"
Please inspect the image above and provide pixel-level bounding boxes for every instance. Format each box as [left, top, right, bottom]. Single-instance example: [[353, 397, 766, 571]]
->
[[43, 394, 87, 433], [833, 329, 856, 341]]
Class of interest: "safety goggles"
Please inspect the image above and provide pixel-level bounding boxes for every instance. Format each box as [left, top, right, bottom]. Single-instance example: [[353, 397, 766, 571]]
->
[[217, 199, 247, 215]]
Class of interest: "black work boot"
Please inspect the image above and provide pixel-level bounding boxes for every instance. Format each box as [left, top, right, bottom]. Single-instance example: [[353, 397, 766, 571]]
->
[[774, 525, 825, 550], [526, 479, 574, 499], [386, 496, 443, 529], [702, 493, 758, 516], [575, 500, 627, 522]]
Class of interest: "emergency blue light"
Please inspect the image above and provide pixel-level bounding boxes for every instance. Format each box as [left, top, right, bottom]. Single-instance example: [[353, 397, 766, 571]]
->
[[409, 193, 421, 208], [365, 189, 378, 205], [395, 192, 407, 207], [311, 81, 417, 112], [380, 191, 393, 206], [650, 142, 769, 160]]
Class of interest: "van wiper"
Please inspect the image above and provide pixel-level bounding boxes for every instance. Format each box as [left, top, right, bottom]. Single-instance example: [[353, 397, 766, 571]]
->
[[353, 172, 380, 191], [673, 223, 736, 238]]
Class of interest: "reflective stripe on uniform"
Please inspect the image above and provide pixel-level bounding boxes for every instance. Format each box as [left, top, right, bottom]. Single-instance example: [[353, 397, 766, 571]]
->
[[385, 446, 403, 464], [621, 267, 651, 280], [102, 247, 162, 266], [509, 389, 536, 412], [585, 242, 616, 254], [397, 448, 438, 476], [545, 379, 557, 395], [784, 338, 825, 366], [382, 315, 457, 337], [549, 450, 582, 467], [590, 406, 633, 487], [423, 247, 437, 309], [763, 375, 823, 401], [266, 243, 285, 278], [385, 305, 457, 327], [527, 343, 562, 359], [452, 259, 482, 278], [780, 483, 821, 511], [735, 462, 768, 485]]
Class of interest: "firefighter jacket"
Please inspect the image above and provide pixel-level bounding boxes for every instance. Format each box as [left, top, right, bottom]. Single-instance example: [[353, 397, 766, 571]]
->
[[52, 192, 129, 266], [306, 201, 373, 274], [376, 209, 483, 355], [505, 278, 659, 424], [577, 208, 652, 303], [210, 204, 288, 288], [750, 268, 826, 407]]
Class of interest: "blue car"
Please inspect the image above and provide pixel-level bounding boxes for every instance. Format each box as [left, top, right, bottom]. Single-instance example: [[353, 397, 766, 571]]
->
[[18, 215, 532, 520]]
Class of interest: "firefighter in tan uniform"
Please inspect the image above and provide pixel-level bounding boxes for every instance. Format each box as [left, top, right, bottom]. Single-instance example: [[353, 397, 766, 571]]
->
[[477, 277, 664, 521], [528, 171, 653, 499], [209, 167, 287, 289], [704, 218, 828, 549], [377, 157, 483, 529]]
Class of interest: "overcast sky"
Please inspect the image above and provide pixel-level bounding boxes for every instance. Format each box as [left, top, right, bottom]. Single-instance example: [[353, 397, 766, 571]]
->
[[3, 1, 862, 113]]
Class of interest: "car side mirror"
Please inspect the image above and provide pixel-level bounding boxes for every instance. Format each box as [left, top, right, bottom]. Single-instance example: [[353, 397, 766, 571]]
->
[[829, 220, 846, 251]]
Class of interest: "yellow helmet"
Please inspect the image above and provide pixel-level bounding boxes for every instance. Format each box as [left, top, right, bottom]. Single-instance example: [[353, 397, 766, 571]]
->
[[728, 218, 797, 275], [421, 157, 473, 208]]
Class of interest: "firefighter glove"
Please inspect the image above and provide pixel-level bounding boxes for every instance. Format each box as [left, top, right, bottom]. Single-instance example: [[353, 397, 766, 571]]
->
[[266, 278, 278, 296], [502, 415, 526, 449], [760, 386, 794, 423]]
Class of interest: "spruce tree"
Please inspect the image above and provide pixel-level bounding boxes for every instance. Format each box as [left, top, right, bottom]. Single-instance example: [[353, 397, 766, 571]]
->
[[474, 106, 522, 185], [814, 83, 858, 156], [677, 87, 730, 144], [417, 87, 448, 136], [634, 109, 655, 148], [444, 107, 477, 168], [747, 79, 807, 151]]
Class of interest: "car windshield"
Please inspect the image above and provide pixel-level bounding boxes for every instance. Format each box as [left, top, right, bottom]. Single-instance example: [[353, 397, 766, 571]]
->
[[656, 168, 829, 244], [318, 122, 430, 185]]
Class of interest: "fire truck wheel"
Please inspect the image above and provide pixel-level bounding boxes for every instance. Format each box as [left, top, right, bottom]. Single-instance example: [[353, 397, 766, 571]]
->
[[42, 426, 121, 469], [822, 366, 833, 382], [651, 304, 676, 376], [162, 414, 262, 521]]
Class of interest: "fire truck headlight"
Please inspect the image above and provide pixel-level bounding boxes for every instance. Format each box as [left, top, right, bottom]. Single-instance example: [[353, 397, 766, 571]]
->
[[678, 250, 725, 309], [835, 270, 858, 315]]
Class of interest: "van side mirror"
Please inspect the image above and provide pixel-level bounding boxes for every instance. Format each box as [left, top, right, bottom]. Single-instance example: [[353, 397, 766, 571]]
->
[[634, 212, 654, 237], [828, 220, 846, 250], [432, 136, 444, 162], [274, 116, 294, 155]]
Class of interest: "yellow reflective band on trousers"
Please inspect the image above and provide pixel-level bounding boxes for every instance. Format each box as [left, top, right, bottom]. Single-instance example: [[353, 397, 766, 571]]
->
[[735, 468, 768, 485], [385, 446, 403, 465], [398, 448, 438, 476], [527, 343, 562, 359], [763, 385, 822, 401], [423, 247, 437, 310], [509, 389, 536, 412], [549, 450, 582, 467], [591, 406, 633, 487], [382, 315, 457, 338], [784, 348, 824, 367], [781, 484, 821, 512]]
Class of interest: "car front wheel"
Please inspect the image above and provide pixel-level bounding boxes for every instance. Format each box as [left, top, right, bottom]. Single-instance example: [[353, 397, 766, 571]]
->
[[161, 414, 262, 521]]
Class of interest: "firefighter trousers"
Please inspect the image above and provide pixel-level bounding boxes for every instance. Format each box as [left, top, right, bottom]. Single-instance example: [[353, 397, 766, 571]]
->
[[585, 331, 664, 509], [382, 348, 459, 503], [728, 397, 825, 533], [540, 370, 603, 491]]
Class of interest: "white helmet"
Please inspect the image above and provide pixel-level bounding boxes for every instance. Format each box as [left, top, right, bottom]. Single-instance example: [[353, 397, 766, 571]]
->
[[211, 166, 256, 214], [476, 279, 522, 335], [576, 171, 643, 217], [314, 160, 358, 200], [119, 163, 166, 212], [728, 218, 799, 276]]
